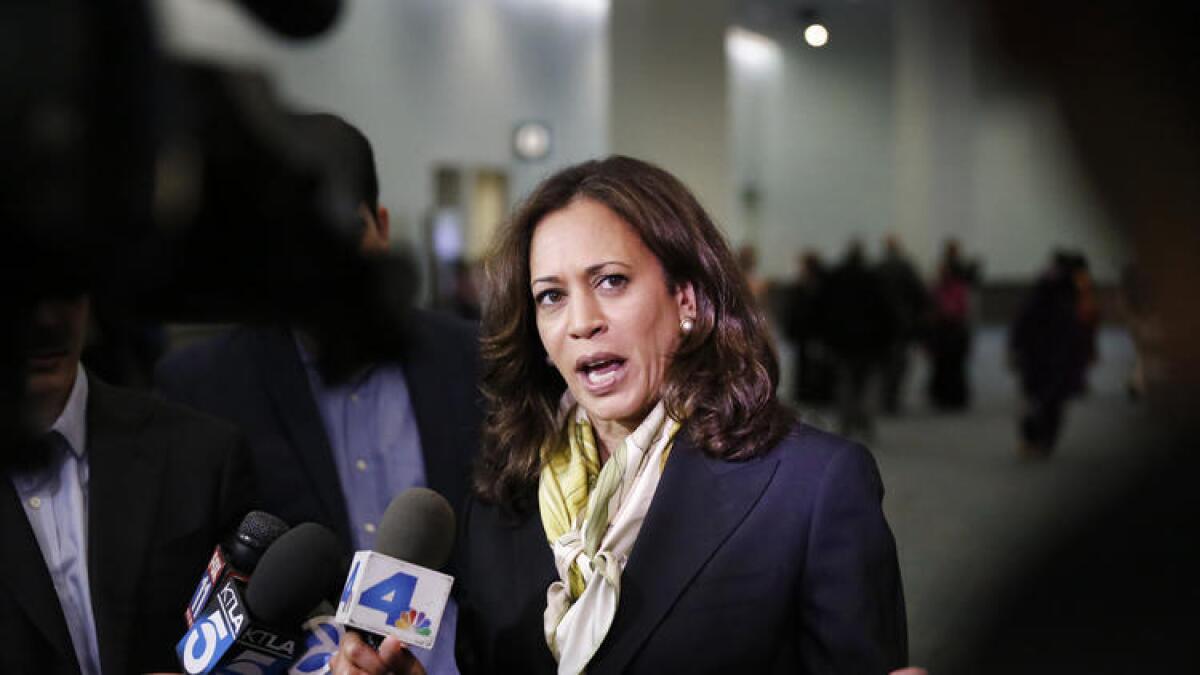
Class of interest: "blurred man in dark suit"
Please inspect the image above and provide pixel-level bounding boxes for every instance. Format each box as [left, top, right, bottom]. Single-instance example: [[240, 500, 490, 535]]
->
[[155, 113, 480, 675], [1, 288, 252, 674]]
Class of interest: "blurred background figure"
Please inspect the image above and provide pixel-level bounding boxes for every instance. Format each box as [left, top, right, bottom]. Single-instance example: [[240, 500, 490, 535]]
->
[[813, 239, 898, 439], [784, 249, 835, 406], [875, 234, 929, 415], [449, 258, 482, 320], [737, 243, 770, 308], [1008, 251, 1098, 458], [924, 238, 980, 411], [1118, 262, 1152, 399]]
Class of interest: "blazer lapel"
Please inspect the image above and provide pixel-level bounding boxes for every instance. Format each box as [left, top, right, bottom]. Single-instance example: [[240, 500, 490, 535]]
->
[[590, 434, 780, 674], [252, 328, 348, 535], [86, 379, 164, 675], [0, 478, 77, 667], [400, 323, 470, 516]]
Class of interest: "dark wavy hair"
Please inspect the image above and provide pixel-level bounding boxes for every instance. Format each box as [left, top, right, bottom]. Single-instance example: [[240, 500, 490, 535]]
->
[[476, 156, 793, 509]]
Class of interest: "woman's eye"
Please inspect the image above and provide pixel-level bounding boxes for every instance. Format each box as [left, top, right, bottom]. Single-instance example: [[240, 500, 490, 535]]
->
[[597, 274, 628, 290], [535, 289, 563, 306]]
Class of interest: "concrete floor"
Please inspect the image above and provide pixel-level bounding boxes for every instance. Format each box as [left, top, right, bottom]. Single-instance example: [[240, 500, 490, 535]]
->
[[784, 327, 1150, 668]]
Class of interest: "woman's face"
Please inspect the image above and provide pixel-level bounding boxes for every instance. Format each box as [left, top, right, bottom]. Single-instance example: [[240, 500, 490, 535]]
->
[[530, 198, 695, 433]]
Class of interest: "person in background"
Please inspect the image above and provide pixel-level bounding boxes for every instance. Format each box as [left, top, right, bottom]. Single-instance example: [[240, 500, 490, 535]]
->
[[875, 235, 929, 415], [736, 243, 770, 308], [813, 239, 899, 439], [2, 280, 252, 674], [1008, 251, 1097, 457], [155, 113, 479, 675], [785, 249, 835, 406], [335, 155, 909, 674], [925, 238, 979, 411]]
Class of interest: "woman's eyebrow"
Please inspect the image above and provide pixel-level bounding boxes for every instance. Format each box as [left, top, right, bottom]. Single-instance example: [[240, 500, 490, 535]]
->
[[532, 261, 631, 286]]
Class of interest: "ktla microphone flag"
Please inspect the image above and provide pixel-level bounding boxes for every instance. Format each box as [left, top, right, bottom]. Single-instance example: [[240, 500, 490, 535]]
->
[[335, 551, 454, 649]]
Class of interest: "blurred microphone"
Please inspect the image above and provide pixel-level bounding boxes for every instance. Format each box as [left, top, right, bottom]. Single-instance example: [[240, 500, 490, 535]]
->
[[335, 488, 456, 651], [185, 510, 290, 627], [288, 613, 345, 675], [235, 0, 343, 39], [177, 522, 343, 674]]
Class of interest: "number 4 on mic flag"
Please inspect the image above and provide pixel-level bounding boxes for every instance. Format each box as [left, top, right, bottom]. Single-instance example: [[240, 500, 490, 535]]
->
[[335, 551, 454, 650]]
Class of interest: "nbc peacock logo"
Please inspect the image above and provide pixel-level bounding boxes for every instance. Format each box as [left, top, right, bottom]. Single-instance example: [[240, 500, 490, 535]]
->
[[394, 609, 433, 636]]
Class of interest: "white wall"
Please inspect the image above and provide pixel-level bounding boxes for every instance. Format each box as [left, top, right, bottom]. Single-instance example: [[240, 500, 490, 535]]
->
[[730, 0, 1129, 283], [730, 3, 896, 279], [610, 0, 732, 232], [156, 0, 609, 261]]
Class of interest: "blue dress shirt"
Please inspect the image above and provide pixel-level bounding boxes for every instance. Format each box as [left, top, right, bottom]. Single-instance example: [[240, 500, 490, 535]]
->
[[296, 335, 459, 675], [10, 367, 102, 675]]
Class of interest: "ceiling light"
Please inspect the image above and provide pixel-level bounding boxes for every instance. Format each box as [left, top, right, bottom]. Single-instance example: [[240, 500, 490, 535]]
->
[[804, 22, 828, 48]]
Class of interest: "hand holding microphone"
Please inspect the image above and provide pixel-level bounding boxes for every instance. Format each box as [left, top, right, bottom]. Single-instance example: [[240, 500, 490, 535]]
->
[[331, 488, 456, 672], [329, 631, 425, 675]]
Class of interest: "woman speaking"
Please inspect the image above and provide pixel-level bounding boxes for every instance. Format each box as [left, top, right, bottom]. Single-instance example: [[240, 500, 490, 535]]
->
[[334, 156, 908, 674]]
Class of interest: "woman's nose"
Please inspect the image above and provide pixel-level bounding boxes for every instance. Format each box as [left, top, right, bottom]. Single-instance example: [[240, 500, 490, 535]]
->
[[568, 296, 605, 340]]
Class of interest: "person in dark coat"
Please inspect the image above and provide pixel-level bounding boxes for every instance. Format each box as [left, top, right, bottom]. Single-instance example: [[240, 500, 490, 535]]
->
[[925, 239, 979, 411], [1008, 251, 1097, 456], [334, 156, 909, 675], [784, 249, 835, 405], [813, 240, 899, 439], [875, 235, 929, 415], [2, 291, 251, 675], [156, 113, 480, 675]]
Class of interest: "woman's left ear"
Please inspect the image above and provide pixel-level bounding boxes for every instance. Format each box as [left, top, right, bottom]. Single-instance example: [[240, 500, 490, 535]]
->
[[674, 282, 697, 322]]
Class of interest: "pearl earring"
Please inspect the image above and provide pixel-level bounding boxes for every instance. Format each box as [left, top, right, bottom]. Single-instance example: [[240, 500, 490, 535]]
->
[[680, 317, 695, 334]]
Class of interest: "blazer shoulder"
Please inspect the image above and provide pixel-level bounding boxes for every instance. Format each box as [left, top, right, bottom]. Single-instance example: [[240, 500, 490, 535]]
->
[[154, 326, 260, 387], [406, 309, 479, 353], [768, 422, 882, 490], [97, 379, 241, 444]]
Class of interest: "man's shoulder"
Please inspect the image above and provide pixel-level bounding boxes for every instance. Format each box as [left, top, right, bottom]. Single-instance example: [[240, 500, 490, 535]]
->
[[407, 308, 478, 344], [157, 325, 278, 376], [402, 308, 479, 366], [91, 376, 241, 446]]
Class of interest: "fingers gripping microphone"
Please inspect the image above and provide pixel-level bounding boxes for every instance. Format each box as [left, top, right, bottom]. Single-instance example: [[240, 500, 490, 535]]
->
[[177, 522, 343, 674], [185, 511, 290, 627], [336, 488, 456, 650]]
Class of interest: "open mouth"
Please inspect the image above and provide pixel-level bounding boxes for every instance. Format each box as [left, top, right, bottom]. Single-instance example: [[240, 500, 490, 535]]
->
[[577, 354, 626, 389]]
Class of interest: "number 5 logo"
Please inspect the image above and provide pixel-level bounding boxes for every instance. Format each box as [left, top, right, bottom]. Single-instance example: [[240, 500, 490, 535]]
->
[[181, 609, 232, 673]]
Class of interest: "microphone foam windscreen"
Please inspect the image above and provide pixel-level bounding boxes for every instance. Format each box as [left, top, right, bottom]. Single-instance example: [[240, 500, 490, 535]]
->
[[246, 522, 344, 627], [238, 510, 290, 550], [375, 487, 456, 570], [226, 510, 290, 571]]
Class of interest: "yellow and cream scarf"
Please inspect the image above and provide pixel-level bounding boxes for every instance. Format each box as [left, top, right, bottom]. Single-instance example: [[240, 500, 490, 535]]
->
[[538, 397, 681, 675]]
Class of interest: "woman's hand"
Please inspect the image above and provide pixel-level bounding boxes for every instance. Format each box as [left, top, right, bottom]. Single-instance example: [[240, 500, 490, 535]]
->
[[329, 631, 426, 675]]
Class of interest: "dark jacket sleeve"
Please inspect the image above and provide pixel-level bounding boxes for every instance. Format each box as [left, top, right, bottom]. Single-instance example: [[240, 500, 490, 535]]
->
[[799, 443, 908, 674], [136, 409, 257, 673]]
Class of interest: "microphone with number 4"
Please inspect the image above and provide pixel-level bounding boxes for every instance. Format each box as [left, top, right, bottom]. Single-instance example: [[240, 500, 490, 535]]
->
[[177, 522, 344, 674], [335, 487, 456, 651]]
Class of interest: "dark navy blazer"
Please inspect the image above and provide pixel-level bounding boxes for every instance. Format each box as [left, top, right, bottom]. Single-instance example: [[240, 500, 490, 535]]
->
[[154, 309, 481, 549], [456, 423, 907, 674], [0, 379, 252, 674]]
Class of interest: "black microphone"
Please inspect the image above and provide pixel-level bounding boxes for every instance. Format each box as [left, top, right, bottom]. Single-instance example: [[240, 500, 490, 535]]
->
[[335, 488, 457, 651], [177, 522, 344, 674], [234, 0, 343, 39], [185, 510, 290, 627]]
